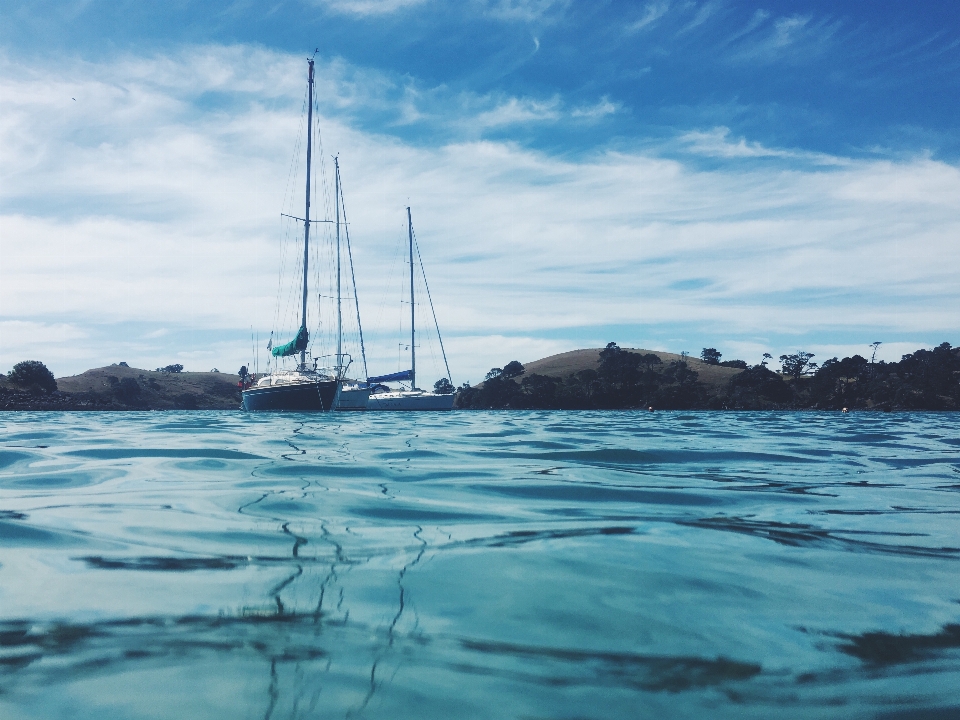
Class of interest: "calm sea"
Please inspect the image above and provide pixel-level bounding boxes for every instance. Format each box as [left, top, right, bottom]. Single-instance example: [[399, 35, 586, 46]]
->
[[1, 410, 959, 719]]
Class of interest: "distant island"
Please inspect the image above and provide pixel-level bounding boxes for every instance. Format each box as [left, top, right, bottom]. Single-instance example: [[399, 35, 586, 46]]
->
[[2, 341, 958, 411], [457, 342, 960, 411]]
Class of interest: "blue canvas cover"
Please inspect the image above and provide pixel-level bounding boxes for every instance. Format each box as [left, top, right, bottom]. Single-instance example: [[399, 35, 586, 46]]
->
[[271, 326, 309, 358]]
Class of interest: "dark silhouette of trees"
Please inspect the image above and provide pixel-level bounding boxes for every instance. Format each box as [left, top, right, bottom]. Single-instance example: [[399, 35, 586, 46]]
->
[[433, 378, 454, 394], [501, 361, 525, 379], [157, 364, 184, 373], [8, 360, 57, 393], [726, 365, 792, 408]]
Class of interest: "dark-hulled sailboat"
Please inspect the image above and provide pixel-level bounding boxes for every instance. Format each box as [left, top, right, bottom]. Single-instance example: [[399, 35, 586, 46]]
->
[[242, 58, 340, 412]]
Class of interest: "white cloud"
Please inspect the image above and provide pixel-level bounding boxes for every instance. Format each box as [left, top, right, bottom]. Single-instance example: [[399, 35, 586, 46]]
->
[[2, 46, 959, 383], [571, 97, 619, 120], [473, 96, 562, 127]]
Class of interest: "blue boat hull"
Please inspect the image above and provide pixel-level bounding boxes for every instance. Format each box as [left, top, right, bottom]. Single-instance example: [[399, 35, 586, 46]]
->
[[242, 380, 339, 412]]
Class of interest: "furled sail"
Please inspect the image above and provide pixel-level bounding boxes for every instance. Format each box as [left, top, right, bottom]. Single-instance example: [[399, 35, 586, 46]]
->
[[271, 326, 309, 358], [367, 370, 412, 383]]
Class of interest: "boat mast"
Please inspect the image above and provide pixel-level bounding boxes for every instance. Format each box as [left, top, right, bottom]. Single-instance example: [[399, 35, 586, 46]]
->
[[341, 185, 368, 380], [300, 59, 315, 371], [335, 156, 342, 376], [408, 206, 416, 390]]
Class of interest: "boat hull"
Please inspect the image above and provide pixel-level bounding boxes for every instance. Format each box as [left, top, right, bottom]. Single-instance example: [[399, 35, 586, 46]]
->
[[367, 391, 455, 411], [335, 386, 372, 411], [242, 380, 339, 412]]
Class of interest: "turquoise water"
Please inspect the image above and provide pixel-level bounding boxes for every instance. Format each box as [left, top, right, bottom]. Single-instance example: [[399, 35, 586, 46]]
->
[[1, 411, 959, 719]]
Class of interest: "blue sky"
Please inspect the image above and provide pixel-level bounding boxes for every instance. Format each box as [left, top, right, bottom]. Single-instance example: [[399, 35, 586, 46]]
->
[[1, 0, 959, 383]]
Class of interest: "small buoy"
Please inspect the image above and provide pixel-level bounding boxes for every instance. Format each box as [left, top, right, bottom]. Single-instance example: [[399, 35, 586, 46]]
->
[[647, 406, 654, 412], [841, 407, 849, 413]]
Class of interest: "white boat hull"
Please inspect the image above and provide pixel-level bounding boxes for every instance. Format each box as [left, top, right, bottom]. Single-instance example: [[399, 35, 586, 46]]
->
[[336, 385, 372, 411], [367, 391, 454, 411]]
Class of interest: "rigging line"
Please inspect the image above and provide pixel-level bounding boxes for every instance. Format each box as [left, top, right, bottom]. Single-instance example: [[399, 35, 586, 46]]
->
[[274, 86, 308, 348], [281, 213, 335, 223], [338, 169, 369, 380], [278, 221, 297, 347], [412, 229, 452, 383], [309, 91, 329, 361]]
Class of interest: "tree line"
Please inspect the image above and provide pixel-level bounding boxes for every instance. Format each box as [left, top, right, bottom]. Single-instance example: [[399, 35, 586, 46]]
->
[[455, 342, 960, 410]]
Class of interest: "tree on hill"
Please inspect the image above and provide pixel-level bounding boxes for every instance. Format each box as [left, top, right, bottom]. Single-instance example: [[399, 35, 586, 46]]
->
[[434, 378, 454, 394], [780, 352, 816, 379], [501, 361, 525, 379], [157, 364, 184, 373], [700, 348, 721, 365], [8, 361, 57, 393]]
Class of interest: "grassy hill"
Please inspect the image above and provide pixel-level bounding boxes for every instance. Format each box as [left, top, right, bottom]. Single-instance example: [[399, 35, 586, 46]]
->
[[55, 366, 241, 410], [522, 348, 744, 391], [1, 365, 240, 410]]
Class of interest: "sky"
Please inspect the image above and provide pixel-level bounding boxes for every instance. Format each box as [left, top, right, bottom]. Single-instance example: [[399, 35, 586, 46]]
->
[[1, 0, 959, 385]]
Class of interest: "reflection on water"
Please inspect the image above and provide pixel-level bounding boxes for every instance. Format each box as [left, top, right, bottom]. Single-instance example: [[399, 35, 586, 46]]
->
[[1, 410, 959, 718]]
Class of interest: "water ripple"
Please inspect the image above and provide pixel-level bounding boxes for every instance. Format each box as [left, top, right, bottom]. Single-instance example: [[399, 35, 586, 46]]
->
[[1, 410, 959, 718]]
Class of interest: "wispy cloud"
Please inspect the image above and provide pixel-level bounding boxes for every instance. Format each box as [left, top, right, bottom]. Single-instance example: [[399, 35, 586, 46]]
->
[[473, 95, 562, 127], [676, 1, 721, 35], [725, 13, 843, 64], [722, 9, 770, 46], [680, 126, 797, 159], [310, 0, 429, 16], [571, 97, 619, 120], [480, 0, 571, 22], [679, 126, 846, 165], [625, 2, 670, 33]]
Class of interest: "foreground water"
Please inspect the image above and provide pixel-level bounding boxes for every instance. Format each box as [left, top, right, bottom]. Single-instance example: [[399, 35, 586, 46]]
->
[[1, 411, 959, 719]]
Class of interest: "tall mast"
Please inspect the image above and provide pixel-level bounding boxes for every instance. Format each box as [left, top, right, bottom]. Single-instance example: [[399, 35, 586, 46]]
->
[[335, 156, 342, 375], [407, 206, 416, 390], [300, 59, 315, 371]]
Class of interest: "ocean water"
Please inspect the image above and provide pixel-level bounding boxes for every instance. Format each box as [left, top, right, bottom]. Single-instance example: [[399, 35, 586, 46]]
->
[[1, 411, 959, 719]]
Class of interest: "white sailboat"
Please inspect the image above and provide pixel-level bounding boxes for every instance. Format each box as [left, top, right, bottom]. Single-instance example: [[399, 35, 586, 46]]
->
[[367, 207, 455, 411], [242, 58, 341, 412]]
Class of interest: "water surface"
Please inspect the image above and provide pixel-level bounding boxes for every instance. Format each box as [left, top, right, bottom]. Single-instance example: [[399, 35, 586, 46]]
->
[[1, 411, 959, 718]]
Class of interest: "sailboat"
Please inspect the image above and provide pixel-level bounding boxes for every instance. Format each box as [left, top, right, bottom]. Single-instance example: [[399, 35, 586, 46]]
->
[[242, 58, 343, 412], [332, 157, 372, 411], [366, 207, 455, 411]]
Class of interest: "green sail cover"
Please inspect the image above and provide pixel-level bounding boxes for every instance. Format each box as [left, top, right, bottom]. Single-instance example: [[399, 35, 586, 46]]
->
[[271, 326, 309, 358]]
